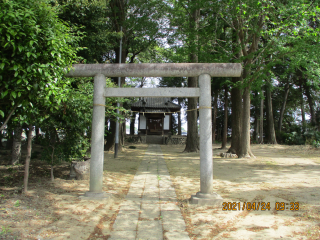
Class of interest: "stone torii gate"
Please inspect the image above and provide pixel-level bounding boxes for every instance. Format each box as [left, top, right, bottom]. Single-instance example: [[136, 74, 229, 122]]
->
[[66, 63, 241, 205]]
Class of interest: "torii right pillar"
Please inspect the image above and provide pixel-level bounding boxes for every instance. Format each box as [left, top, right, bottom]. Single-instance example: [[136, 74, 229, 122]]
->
[[190, 73, 223, 205]]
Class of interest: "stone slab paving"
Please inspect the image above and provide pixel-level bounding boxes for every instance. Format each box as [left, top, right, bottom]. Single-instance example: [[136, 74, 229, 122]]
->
[[109, 144, 190, 240]]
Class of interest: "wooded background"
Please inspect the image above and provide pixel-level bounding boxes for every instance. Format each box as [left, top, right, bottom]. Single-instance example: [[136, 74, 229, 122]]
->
[[1, 0, 320, 191]]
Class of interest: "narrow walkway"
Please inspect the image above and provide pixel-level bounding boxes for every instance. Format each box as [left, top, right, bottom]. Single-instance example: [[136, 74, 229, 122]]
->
[[109, 145, 190, 240]]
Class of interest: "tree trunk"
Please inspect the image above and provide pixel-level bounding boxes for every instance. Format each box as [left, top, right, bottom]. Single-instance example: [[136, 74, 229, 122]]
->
[[298, 70, 316, 126], [259, 97, 264, 144], [212, 91, 218, 143], [237, 86, 254, 158], [23, 124, 33, 194], [253, 100, 259, 143], [217, 128, 222, 142], [130, 113, 135, 135], [278, 81, 290, 132], [178, 99, 182, 135], [6, 127, 13, 150], [0, 130, 3, 148], [12, 124, 22, 165], [255, 112, 260, 143], [265, 82, 277, 144], [221, 86, 228, 149], [228, 78, 242, 154], [51, 146, 55, 181], [184, 3, 200, 153], [51, 165, 54, 182], [184, 77, 199, 152], [177, 112, 181, 135], [35, 127, 41, 144], [300, 88, 306, 129], [105, 119, 116, 151], [0, 103, 18, 132], [304, 82, 317, 126], [119, 121, 125, 152]]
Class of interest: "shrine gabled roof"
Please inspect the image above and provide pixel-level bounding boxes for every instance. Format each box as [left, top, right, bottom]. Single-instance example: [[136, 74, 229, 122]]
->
[[131, 97, 180, 111]]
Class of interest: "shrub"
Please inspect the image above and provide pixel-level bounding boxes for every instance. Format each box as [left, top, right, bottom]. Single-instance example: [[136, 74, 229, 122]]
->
[[283, 132, 305, 145]]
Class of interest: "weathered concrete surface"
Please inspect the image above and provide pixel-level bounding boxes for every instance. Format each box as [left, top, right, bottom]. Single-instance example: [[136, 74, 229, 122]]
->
[[66, 63, 242, 78], [199, 73, 213, 194], [83, 74, 108, 198], [190, 74, 223, 206], [109, 145, 190, 240], [104, 87, 200, 98]]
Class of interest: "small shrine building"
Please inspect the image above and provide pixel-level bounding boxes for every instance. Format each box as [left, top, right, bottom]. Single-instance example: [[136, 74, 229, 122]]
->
[[131, 97, 180, 136]]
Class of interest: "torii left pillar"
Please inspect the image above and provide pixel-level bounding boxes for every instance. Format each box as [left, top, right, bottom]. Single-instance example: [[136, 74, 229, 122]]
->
[[81, 73, 111, 199]]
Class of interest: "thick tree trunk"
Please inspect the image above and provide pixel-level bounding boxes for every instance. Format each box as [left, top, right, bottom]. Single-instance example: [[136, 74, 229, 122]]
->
[[23, 125, 33, 194], [298, 70, 316, 126], [184, 77, 199, 152], [119, 121, 125, 152], [11, 125, 22, 165], [228, 28, 242, 153], [217, 128, 222, 142], [265, 82, 277, 144], [212, 91, 218, 143], [221, 86, 228, 149], [278, 82, 290, 132], [118, 75, 126, 153], [259, 97, 264, 144], [228, 78, 242, 154], [237, 86, 254, 158], [184, 4, 200, 153]]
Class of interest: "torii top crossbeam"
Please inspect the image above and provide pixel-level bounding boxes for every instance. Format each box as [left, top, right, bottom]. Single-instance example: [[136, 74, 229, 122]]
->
[[65, 63, 242, 78]]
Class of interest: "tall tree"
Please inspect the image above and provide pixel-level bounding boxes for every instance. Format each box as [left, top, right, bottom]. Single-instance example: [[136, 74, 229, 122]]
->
[[184, 1, 200, 152], [265, 80, 277, 144], [212, 91, 218, 143], [221, 86, 229, 149]]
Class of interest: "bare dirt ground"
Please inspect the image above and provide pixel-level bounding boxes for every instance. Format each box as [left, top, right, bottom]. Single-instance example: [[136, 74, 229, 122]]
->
[[0, 143, 319, 240], [161, 144, 320, 240], [0, 144, 148, 240]]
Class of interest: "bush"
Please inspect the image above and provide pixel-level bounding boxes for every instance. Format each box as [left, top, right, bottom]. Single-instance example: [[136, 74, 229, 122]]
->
[[278, 123, 320, 146], [283, 132, 305, 145], [312, 140, 320, 148], [305, 129, 320, 148]]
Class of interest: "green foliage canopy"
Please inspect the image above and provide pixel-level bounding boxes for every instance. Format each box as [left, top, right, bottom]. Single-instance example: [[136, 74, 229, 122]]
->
[[0, 0, 81, 120]]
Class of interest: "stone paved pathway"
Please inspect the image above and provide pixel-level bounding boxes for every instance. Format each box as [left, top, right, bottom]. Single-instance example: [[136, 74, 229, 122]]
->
[[109, 145, 190, 240]]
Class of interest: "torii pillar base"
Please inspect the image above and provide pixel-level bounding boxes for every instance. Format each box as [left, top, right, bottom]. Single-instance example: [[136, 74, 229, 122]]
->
[[190, 192, 223, 206], [79, 192, 112, 200]]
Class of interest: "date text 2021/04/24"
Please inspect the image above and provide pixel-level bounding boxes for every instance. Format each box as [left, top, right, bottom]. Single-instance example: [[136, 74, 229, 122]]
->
[[222, 202, 300, 211]]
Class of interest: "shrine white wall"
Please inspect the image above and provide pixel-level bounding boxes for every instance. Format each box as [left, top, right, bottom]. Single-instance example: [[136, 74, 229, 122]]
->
[[164, 115, 170, 130], [139, 115, 146, 129]]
